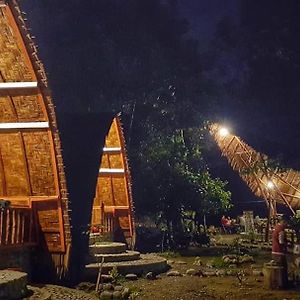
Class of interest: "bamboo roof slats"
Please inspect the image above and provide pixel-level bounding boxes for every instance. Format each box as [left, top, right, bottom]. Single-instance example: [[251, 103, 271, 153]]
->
[[211, 124, 300, 213]]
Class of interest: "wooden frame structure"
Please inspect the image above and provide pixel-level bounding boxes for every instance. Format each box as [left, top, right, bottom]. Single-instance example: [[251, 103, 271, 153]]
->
[[0, 0, 71, 277], [211, 124, 300, 215], [91, 117, 135, 247]]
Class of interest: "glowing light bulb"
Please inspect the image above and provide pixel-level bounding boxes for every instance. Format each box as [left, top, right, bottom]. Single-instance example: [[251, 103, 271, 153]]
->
[[219, 127, 229, 137], [266, 181, 275, 189]]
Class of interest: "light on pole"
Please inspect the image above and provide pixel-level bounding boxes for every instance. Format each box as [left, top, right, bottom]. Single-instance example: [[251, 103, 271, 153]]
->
[[219, 127, 229, 137]]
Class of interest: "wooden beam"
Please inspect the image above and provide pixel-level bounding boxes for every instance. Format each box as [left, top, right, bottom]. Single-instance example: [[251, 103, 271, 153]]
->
[[103, 147, 121, 153], [99, 168, 125, 174], [0, 122, 49, 129], [0, 82, 38, 89]]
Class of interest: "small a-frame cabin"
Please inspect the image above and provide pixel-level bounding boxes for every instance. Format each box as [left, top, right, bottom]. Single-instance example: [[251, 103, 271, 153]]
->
[[91, 117, 135, 247]]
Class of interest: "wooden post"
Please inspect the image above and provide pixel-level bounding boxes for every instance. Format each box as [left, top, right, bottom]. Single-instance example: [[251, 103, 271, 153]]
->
[[265, 202, 272, 242], [263, 263, 285, 289], [95, 257, 105, 292]]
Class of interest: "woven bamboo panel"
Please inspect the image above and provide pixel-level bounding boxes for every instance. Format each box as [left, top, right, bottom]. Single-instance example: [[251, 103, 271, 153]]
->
[[91, 207, 101, 225], [0, 95, 45, 123], [100, 153, 123, 169], [13, 95, 45, 121], [97, 177, 114, 206], [22, 131, 56, 196], [109, 154, 123, 169], [105, 121, 120, 147], [119, 216, 130, 232], [0, 7, 33, 81], [111, 177, 126, 206], [0, 132, 29, 196], [0, 96, 16, 122], [100, 154, 109, 169], [34, 201, 63, 252]]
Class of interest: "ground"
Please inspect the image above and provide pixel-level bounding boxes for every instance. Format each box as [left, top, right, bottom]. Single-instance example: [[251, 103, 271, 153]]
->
[[123, 253, 300, 300], [26, 235, 300, 300]]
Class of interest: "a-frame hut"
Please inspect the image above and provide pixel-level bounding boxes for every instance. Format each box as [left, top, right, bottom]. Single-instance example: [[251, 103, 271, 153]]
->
[[0, 0, 135, 282], [91, 117, 135, 247], [0, 0, 71, 277]]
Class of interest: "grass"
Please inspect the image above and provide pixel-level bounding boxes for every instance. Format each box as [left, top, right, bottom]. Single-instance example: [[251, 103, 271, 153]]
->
[[158, 251, 181, 259]]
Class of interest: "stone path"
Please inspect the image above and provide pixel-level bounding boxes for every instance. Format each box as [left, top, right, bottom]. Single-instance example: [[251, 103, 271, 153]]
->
[[26, 284, 99, 300]]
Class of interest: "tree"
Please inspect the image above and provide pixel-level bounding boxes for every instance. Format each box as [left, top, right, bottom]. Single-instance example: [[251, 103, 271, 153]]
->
[[133, 127, 231, 248]]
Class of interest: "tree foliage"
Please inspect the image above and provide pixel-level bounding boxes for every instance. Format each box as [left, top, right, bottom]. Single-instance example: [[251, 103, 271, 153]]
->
[[23, 0, 233, 243]]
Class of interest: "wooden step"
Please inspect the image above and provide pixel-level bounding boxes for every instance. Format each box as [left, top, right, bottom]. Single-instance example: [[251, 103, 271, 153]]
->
[[89, 242, 126, 255], [85, 254, 169, 279]]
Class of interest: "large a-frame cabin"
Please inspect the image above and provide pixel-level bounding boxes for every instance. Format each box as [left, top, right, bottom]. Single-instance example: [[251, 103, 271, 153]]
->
[[0, 0, 135, 281]]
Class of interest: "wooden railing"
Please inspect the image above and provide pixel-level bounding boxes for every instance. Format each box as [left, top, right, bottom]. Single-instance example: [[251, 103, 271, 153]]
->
[[102, 213, 114, 234], [0, 207, 34, 246]]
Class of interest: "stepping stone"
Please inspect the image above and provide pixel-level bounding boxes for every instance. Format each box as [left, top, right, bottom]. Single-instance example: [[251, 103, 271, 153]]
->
[[85, 254, 168, 278], [186, 269, 197, 276], [0, 270, 28, 300], [167, 270, 182, 277], [125, 273, 138, 280]]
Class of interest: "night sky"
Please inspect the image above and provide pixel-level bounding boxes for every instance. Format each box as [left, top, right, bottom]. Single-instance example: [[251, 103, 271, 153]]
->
[[20, 0, 300, 217]]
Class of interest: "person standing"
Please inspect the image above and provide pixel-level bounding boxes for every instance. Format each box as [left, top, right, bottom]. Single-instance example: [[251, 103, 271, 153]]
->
[[272, 216, 288, 287]]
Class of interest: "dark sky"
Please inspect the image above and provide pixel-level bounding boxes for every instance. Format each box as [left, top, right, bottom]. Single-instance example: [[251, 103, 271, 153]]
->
[[20, 0, 298, 216]]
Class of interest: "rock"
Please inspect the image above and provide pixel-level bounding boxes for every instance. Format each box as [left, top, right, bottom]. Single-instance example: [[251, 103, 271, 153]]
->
[[146, 272, 156, 280], [103, 283, 114, 291], [216, 269, 226, 276], [113, 291, 122, 299], [100, 290, 113, 300], [0, 270, 28, 300], [125, 273, 138, 280], [76, 282, 96, 291], [176, 260, 187, 265], [223, 257, 231, 263], [101, 274, 114, 282], [167, 270, 182, 277], [193, 257, 203, 266], [121, 287, 130, 299], [295, 257, 300, 268], [186, 269, 198, 276], [167, 260, 175, 265], [114, 285, 124, 292], [203, 270, 217, 277]]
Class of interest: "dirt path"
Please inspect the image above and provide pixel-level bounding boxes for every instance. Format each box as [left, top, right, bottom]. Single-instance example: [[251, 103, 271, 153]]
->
[[124, 273, 300, 300]]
